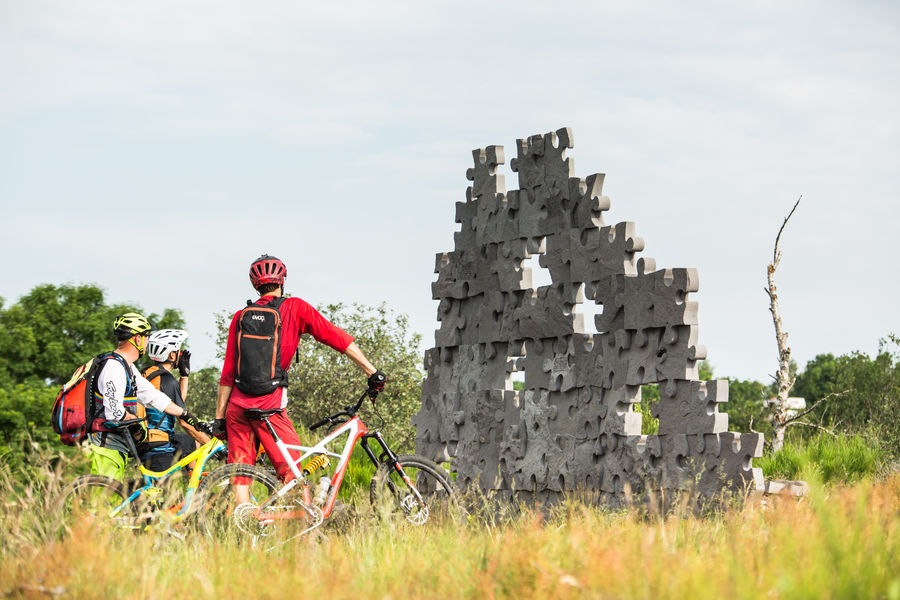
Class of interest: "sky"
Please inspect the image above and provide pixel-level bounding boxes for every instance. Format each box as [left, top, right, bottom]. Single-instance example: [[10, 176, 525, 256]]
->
[[1, 1, 898, 383]]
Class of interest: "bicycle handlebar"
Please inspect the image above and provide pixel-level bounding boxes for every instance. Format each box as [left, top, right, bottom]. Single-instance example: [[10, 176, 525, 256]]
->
[[308, 390, 372, 431]]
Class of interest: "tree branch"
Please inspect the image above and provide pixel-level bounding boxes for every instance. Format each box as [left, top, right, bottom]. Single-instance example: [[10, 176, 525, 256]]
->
[[748, 415, 760, 435], [773, 195, 802, 266], [786, 420, 838, 437], [783, 389, 849, 426]]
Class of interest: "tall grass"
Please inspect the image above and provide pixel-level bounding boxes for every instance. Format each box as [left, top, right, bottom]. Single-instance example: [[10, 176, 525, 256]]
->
[[758, 432, 884, 483], [3, 451, 900, 599]]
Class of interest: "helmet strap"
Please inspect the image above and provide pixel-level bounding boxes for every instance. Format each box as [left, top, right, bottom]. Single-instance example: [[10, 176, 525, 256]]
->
[[129, 334, 146, 356]]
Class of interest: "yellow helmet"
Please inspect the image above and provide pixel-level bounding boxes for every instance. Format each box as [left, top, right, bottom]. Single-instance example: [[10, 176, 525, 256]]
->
[[113, 313, 152, 355], [114, 312, 152, 340]]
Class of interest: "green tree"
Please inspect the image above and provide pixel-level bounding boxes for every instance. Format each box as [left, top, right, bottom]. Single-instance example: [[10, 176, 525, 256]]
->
[[0, 283, 185, 456], [288, 303, 423, 451], [790, 337, 899, 455], [0, 283, 184, 386], [183, 366, 221, 419], [724, 377, 771, 436]]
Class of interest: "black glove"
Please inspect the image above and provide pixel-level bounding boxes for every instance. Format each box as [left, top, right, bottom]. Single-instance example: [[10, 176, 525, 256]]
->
[[180, 410, 200, 430], [212, 418, 227, 438], [367, 370, 386, 397], [177, 350, 191, 377]]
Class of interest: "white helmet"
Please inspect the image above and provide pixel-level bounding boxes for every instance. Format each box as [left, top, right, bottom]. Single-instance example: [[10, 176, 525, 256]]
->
[[147, 329, 188, 363]]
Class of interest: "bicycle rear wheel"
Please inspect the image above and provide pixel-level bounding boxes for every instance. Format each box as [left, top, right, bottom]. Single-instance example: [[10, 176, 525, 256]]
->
[[196, 463, 321, 549], [53, 474, 131, 532], [369, 455, 460, 525]]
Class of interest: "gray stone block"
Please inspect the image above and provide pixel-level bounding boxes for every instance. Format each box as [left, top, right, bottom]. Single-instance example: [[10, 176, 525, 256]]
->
[[419, 127, 766, 502]]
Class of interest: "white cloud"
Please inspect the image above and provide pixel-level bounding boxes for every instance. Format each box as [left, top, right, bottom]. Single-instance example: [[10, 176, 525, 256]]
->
[[1, 0, 898, 380]]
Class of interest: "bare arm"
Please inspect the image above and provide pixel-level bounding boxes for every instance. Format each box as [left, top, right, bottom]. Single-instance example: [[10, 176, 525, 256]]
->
[[344, 341, 377, 376], [216, 384, 232, 420], [180, 375, 189, 403], [179, 418, 211, 445]]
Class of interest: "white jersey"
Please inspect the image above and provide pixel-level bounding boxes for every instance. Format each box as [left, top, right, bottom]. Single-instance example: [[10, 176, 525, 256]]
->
[[96, 356, 172, 421]]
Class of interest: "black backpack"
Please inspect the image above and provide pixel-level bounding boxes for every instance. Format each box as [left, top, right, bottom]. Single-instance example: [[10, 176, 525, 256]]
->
[[234, 296, 289, 396]]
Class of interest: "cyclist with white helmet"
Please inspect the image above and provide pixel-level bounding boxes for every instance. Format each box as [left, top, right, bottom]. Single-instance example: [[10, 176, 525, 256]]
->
[[140, 329, 211, 472], [89, 313, 202, 482]]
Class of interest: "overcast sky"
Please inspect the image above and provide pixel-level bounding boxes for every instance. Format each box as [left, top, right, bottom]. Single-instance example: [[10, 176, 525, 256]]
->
[[1, 1, 898, 383]]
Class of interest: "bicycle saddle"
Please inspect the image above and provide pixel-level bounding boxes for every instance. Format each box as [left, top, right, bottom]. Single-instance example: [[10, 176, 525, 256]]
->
[[243, 408, 283, 420]]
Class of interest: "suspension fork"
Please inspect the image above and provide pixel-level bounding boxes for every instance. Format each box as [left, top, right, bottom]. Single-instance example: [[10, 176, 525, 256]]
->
[[360, 431, 400, 469], [360, 432, 425, 505]]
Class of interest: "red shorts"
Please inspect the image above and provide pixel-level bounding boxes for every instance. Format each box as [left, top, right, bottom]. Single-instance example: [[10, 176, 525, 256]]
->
[[226, 402, 303, 483]]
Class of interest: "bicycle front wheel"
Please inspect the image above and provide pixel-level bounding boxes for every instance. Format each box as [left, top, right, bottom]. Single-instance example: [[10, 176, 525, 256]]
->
[[197, 463, 321, 549], [370, 454, 460, 525], [53, 474, 131, 532]]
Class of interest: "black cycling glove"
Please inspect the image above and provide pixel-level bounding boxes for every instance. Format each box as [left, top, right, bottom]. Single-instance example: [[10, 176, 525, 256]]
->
[[367, 370, 386, 397], [180, 410, 200, 430], [212, 418, 227, 438], [177, 350, 191, 377]]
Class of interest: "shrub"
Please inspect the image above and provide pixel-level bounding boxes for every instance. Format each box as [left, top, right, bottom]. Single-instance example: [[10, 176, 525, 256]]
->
[[758, 432, 884, 483]]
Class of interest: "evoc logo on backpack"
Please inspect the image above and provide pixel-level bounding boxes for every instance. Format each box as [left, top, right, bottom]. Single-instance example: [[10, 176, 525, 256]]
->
[[234, 297, 288, 396]]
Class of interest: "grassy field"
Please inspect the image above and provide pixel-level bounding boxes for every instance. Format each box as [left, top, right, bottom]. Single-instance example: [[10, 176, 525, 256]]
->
[[2, 462, 900, 600]]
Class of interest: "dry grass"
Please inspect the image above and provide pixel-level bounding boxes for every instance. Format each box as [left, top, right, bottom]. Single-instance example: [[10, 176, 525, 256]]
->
[[2, 459, 900, 600]]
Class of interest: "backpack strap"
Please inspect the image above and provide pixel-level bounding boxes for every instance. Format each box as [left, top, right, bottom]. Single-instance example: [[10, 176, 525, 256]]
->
[[103, 352, 137, 397], [142, 365, 165, 386], [90, 352, 138, 442]]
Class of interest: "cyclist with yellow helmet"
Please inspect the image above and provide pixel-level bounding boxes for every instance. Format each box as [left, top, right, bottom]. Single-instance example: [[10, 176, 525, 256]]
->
[[88, 313, 201, 482]]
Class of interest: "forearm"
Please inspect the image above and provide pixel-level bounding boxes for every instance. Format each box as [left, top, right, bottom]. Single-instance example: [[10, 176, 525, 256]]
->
[[216, 385, 232, 420], [180, 419, 211, 445], [163, 401, 187, 417], [180, 375, 189, 402], [344, 342, 377, 376]]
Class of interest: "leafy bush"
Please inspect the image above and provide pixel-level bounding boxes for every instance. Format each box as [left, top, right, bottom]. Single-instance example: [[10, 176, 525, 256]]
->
[[758, 433, 884, 483], [793, 336, 899, 456], [285, 303, 423, 453]]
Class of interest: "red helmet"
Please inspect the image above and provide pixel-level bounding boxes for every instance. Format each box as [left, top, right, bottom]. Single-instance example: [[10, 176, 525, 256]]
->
[[249, 254, 287, 288]]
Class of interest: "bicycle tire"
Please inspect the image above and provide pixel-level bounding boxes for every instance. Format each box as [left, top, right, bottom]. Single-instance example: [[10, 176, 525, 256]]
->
[[53, 474, 131, 531], [369, 454, 460, 525], [196, 463, 321, 549]]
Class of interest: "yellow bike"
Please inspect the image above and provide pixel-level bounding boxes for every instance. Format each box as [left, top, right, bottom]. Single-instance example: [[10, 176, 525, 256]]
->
[[54, 418, 226, 535]]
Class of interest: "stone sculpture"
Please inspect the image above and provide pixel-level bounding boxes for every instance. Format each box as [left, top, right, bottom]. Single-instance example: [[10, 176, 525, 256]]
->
[[413, 127, 764, 503]]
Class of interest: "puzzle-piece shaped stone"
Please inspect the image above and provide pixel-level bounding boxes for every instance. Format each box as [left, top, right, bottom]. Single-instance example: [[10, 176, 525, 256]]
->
[[422, 126, 765, 504], [653, 379, 729, 435], [510, 127, 575, 198], [621, 266, 700, 329], [466, 145, 506, 200], [507, 188, 548, 239], [517, 389, 557, 491], [539, 335, 574, 392], [434, 297, 466, 347], [566, 174, 610, 231], [657, 433, 690, 490], [453, 390, 506, 489], [600, 434, 660, 495], [513, 283, 584, 340], [453, 198, 477, 249], [712, 432, 765, 493], [432, 250, 477, 300]]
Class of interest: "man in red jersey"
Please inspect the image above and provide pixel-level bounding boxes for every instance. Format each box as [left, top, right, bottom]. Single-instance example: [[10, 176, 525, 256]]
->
[[214, 254, 385, 502]]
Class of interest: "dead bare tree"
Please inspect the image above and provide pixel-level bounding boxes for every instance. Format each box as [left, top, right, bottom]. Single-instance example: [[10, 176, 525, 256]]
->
[[765, 196, 801, 452]]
